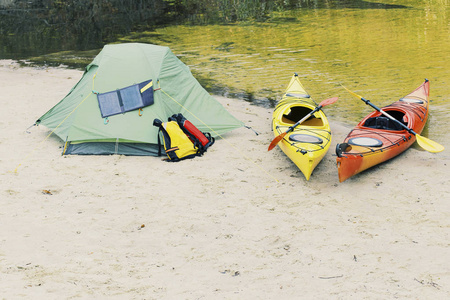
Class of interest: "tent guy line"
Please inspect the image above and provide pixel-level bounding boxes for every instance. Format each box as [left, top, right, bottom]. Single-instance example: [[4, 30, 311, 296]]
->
[[160, 88, 279, 183], [36, 43, 243, 156], [14, 85, 278, 183], [12, 73, 99, 173], [25, 43, 279, 181]]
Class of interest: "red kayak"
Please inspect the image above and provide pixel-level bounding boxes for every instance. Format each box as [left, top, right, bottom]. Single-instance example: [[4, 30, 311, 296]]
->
[[336, 80, 430, 182]]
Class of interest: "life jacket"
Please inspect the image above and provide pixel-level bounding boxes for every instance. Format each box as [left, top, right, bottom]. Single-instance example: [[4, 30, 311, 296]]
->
[[153, 114, 214, 161]]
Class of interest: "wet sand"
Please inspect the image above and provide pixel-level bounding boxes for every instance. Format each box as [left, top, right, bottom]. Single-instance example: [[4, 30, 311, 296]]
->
[[1, 60, 449, 298]]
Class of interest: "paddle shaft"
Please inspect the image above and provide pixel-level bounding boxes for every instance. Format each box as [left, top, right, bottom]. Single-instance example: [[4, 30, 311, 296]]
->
[[268, 97, 338, 151], [342, 83, 443, 153], [360, 98, 418, 136], [285, 105, 322, 134]]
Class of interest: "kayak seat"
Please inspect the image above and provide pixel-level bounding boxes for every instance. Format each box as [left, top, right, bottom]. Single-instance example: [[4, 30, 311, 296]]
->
[[363, 116, 404, 131], [282, 106, 323, 126]]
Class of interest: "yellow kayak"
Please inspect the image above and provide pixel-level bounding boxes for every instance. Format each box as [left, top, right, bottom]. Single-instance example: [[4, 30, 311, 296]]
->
[[271, 73, 332, 180]]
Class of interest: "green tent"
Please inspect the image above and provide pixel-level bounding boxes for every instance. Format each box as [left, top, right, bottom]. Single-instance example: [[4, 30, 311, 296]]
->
[[37, 43, 243, 155]]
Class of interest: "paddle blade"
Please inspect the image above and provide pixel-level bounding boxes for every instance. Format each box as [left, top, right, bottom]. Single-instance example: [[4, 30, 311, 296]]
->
[[268, 132, 287, 151], [340, 83, 444, 154], [416, 134, 445, 153], [319, 97, 339, 107]]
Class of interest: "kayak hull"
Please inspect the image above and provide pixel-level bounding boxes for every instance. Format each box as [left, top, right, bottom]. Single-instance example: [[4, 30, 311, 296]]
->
[[336, 80, 430, 182], [272, 74, 332, 180]]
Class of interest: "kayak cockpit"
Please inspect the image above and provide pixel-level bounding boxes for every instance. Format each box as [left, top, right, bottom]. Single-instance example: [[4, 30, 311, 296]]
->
[[362, 110, 407, 131], [282, 106, 323, 126]]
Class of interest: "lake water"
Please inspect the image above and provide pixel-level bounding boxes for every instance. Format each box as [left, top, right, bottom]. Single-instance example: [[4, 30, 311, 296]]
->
[[128, 0, 450, 144], [2, 0, 449, 144]]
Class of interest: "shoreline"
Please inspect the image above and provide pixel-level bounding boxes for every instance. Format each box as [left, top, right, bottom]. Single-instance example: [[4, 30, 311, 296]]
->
[[1, 60, 449, 298]]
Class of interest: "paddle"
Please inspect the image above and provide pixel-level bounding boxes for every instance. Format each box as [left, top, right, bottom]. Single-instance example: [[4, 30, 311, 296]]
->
[[340, 84, 444, 153], [268, 97, 338, 151]]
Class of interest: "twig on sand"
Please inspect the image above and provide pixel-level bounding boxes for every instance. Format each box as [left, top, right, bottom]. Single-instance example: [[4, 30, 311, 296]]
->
[[319, 275, 343, 279], [414, 278, 441, 290]]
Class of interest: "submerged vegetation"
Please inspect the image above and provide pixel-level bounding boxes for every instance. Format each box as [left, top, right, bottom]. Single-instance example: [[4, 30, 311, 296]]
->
[[0, 0, 299, 57]]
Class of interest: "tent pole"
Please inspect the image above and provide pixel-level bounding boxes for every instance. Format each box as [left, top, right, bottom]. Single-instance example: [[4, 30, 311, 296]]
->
[[62, 136, 69, 156]]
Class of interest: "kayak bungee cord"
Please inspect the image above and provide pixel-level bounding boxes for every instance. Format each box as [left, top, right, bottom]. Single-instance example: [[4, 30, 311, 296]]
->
[[340, 83, 444, 153]]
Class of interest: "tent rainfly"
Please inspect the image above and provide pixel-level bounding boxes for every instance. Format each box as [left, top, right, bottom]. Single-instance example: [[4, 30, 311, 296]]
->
[[36, 43, 244, 155]]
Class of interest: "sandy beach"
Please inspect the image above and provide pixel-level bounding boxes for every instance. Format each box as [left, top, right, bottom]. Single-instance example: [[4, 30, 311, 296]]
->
[[1, 60, 449, 299]]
